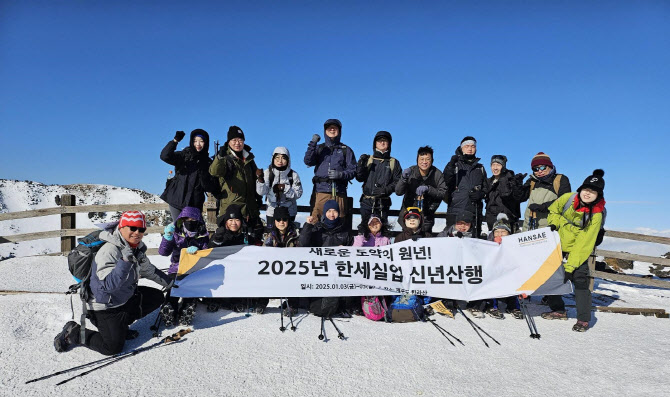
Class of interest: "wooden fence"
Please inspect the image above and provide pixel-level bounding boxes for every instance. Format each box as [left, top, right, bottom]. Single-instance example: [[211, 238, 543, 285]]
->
[[1, 194, 669, 289]]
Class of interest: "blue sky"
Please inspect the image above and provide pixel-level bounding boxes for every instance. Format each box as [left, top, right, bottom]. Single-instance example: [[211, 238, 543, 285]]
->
[[1, 1, 668, 231]]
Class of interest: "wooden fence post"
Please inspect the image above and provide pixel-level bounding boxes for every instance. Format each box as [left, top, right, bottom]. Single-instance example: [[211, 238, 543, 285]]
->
[[205, 193, 218, 232], [60, 194, 76, 254]]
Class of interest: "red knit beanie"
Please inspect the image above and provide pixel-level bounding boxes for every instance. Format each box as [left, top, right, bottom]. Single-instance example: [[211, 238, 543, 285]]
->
[[119, 211, 146, 229], [530, 152, 554, 169]]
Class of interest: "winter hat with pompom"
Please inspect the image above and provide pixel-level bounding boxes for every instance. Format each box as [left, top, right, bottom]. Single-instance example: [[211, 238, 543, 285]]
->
[[492, 213, 512, 234], [578, 169, 605, 198]]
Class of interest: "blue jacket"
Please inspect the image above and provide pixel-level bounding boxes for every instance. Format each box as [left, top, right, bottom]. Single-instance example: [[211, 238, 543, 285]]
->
[[304, 133, 356, 194]]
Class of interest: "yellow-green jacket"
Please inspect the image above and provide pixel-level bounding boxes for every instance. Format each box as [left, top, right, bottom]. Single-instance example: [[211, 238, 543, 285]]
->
[[547, 192, 605, 273]]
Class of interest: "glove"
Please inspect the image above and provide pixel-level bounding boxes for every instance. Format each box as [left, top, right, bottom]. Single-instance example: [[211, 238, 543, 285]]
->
[[455, 232, 464, 238], [469, 189, 484, 201], [415, 185, 429, 196], [514, 172, 528, 184], [273, 183, 285, 194], [121, 246, 135, 262], [311, 134, 321, 143], [218, 146, 227, 158], [256, 169, 264, 183], [564, 270, 574, 283], [174, 130, 185, 142], [328, 169, 343, 180], [359, 154, 370, 164], [549, 224, 557, 232], [163, 224, 175, 241], [186, 246, 198, 255], [528, 203, 545, 213], [402, 168, 412, 179]]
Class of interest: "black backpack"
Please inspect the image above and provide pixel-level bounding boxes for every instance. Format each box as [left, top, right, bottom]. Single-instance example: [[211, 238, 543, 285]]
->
[[66, 229, 106, 343], [309, 297, 342, 317]]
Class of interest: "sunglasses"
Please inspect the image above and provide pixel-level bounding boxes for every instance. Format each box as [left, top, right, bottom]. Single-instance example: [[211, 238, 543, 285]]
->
[[127, 226, 146, 233], [532, 165, 548, 172]]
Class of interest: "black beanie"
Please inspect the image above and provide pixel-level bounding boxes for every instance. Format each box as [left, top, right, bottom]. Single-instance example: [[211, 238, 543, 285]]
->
[[273, 206, 290, 221], [217, 204, 243, 227], [461, 136, 477, 145], [456, 210, 474, 224], [323, 119, 342, 132], [578, 169, 605, 198], [227, 126, 245, 142], [491, 155, 507, 168]]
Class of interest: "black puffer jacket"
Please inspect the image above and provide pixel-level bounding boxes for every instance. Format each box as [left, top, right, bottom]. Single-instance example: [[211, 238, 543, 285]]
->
[[160, 129, 216, 210], [208, 227, 259, 248], [395, 166, 446, 215], [443, 147, 489, 215], [299, 222, 352, 247], [356, 132, 402, 202], [484, 168, 526, 228]]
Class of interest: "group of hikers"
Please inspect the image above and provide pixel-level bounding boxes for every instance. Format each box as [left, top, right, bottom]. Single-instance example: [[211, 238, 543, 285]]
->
[[54, 119, 607, 356]]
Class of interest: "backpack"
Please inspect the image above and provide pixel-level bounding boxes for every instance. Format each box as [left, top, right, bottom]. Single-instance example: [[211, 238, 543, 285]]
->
[[366, 156, 397, 173], [66, 229, 106, 344], [561, 193, 607, 246], [361, 296, 390, 322], [530, 174, 563, 196], [386, 294, 425, 323], [309, 297, 342, 317]]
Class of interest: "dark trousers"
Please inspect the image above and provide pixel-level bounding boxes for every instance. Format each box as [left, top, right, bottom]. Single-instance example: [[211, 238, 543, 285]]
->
[[358, 197, 390, 233], [84, 286, 164, 356], [546, 261, 592, 322]]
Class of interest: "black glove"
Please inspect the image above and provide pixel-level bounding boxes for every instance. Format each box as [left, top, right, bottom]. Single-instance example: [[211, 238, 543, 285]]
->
[[328, 169, 343, 180], [564, 270, 574, 284], [256, 169, 264, 183], [218, 146, 227, 158], [514, 172, 528, 184], [469, 189, 484, 202], [174, 130, 185, 142], [549, 224, 557, 232], [359, 154, 370, 165], [402, 168, 412, 179], [455, 231, 464, 238], [273, 183, 285, 194], [311, 134, 321, 143], [528, 203, 546, 213]]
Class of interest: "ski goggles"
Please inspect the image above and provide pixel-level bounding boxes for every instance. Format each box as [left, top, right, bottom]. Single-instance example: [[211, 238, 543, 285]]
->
[[532, 165, 549, 172], [127, 226, 146, 233]]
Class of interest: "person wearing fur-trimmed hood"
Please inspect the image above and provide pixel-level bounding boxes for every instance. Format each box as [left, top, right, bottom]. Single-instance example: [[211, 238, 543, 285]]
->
[[542, 169, 607, 333], [256, 146, 303, 227]]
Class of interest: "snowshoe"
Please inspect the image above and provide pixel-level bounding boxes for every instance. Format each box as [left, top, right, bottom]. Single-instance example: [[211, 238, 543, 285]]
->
[[179, 300, 197, 326], [253, 298, 269, 314], [540, 310, 568, 320], [486, 308, 505, 320], [233, 301, 248, 313], [160, 302, 176, 327], [125, 329, 139, 340], [467, 307, 485, 319], [572, 321, 589, 332], [54, 321, 80, 353], [507, 309, 524, 320], [206, 302, 220, 312]]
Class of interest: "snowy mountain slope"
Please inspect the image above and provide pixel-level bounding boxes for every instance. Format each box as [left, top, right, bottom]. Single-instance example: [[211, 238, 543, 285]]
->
[[1, 254, 669, 397], [0, 180, 169, 260]]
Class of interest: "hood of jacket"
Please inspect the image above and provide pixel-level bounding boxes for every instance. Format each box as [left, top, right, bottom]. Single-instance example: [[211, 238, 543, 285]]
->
[[189, 128, 210, 155], [270, 146, 292, 171], [455, 146, 481, 165], [372, 130, 392, 154]]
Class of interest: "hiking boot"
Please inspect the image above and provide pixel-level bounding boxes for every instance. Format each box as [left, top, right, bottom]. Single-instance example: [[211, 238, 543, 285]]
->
[[125, 329, 139, 340], [572, 320, 589, 332], [160, 303, 176, 327], [233, 302, 247, 313], [467, 308, 485, 319], [54, 321, 80, 353], [486, 308, 504, 320], [507, 309, 524, 320], [540, 310, 568, 320], [179, 301, 197, 325]]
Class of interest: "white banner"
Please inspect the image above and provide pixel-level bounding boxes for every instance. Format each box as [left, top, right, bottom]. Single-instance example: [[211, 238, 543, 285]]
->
[[172, 228, 571, 300]]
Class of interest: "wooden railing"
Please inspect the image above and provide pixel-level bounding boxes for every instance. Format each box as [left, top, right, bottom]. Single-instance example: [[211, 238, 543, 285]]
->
[[1, 194, 669, 289]]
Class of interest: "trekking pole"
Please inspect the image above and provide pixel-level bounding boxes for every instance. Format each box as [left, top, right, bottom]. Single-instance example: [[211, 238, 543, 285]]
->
[[329, 317, 345, 340], [418, 195, 424, 212], [287, 300, 296, 331], [428, 320, 455, 346], [318, 317, 326, 340], [27, 329, 192, 385], [150, 281, 175, 337], [279, 298, 286, 332], [520, 298, 541, 339], [457, 308, 488, 347], [459, 308, 501, 346], [429, 319, 464, 346]]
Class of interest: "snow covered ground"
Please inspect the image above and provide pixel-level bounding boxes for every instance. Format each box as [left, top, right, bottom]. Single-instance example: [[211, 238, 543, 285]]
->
[[1, 254, 669, 397]]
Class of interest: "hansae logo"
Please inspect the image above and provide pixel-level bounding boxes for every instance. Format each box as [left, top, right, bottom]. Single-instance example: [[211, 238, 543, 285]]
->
[[518, 231, 548, 247]]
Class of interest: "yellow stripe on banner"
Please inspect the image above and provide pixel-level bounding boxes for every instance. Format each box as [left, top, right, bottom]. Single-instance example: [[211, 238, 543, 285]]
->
[[516, 244, 563, 292], [177, 248, 214, 276]]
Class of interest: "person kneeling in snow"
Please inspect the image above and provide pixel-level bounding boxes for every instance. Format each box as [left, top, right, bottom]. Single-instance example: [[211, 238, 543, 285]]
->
[[54, 211, 171, 355], [158, 206, 209, 326], [542, 169, 606, 333]]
